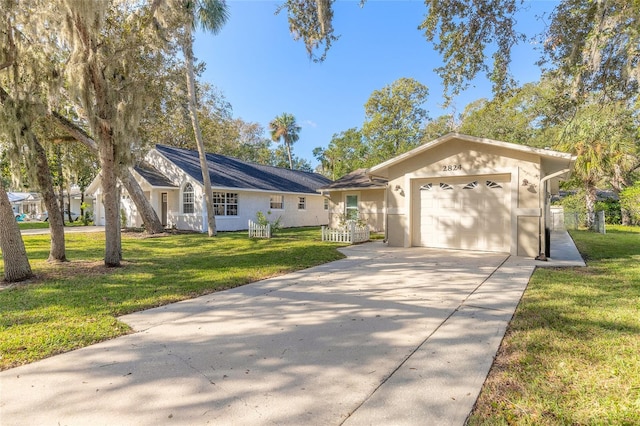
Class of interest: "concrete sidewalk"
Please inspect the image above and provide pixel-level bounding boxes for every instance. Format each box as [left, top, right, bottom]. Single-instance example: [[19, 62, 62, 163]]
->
[[0, 236, 584, 425]]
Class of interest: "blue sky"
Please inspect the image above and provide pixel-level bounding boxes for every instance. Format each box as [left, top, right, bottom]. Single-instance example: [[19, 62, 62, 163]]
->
[[194, 1, 558, 167]]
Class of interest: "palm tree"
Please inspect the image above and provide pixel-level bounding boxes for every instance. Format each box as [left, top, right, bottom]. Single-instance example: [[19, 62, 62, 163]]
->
[[157, 0, 229, 237], [556, 102, 635, 228], [269, 113, 301, 170]]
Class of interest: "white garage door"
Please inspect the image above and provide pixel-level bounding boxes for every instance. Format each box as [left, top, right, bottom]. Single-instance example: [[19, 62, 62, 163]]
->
[[418, 176, 510, 252]]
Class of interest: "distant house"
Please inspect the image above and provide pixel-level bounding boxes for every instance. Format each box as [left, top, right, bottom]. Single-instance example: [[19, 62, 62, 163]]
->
[[87, 144, 332, 232], [320, 133, 576, 258], [8, 192, 43, 218]]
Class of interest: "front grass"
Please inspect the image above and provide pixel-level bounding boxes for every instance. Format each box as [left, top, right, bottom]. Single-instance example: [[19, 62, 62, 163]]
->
[[468, 225, 640, 425], [0, 227, 346, 370], [18, 222, 50, 230]]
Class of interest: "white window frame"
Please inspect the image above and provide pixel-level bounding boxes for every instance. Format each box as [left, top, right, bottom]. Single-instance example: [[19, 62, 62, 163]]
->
[[182, 183, 195, 214], [345, 194, 359, 221], [324, 198, 329, 210], [212, 192, 239, 216], [270, 194, 284, 210], [298, 197, 306, 210]]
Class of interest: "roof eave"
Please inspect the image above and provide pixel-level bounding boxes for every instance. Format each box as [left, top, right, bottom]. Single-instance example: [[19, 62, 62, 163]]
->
[[368, 132, 576, 176]]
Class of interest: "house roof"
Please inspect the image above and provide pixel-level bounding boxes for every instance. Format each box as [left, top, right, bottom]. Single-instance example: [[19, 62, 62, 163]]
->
[[318, 169, 386, 191], [369, 132, 576, 178], [134, 162, 178, 188], [155, 144, 332, 194], [8, 192, 36, 203]]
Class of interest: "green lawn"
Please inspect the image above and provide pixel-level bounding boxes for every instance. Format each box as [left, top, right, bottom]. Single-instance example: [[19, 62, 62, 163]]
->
[[468, 226, 640, 425], [0, 227, 346, 370], [17, 222, 50, 230]]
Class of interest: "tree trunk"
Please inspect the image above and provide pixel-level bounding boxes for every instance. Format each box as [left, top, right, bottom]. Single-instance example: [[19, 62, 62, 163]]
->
[[119, 167, 164, 233], [585, 183, 597, 228], [30, 133, 67, 262], [0, 181, 33, 282], [0, 86, 67, 262], [50, 111, 164, 234], [286, 142, 293, 170], [100, 142, 122, 267], [183, 31, 216, 236]]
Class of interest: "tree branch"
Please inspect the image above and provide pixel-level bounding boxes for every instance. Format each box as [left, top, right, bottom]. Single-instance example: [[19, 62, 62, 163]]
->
[[49, 111, 99, 153]]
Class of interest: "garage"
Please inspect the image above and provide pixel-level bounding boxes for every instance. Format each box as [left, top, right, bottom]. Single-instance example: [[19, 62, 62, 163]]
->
[[363, 133, 576, 257], [416, 174, 511, 252]]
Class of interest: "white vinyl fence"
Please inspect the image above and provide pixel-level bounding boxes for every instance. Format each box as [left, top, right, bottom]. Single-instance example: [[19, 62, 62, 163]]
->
[[248, 220, 271, 238], [321, 221, 370, 244]]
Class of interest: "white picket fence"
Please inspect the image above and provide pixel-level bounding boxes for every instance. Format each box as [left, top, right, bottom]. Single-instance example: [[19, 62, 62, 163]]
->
[[321, 222, 370, 244], [248, 220, 271, 238]]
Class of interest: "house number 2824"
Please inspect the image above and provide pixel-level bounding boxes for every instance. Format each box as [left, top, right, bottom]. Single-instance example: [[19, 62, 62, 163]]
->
[[443, 164, 462, 171]]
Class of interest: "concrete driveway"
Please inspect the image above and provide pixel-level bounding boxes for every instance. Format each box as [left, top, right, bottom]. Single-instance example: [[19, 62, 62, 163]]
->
[[0, 242, 543, 425]]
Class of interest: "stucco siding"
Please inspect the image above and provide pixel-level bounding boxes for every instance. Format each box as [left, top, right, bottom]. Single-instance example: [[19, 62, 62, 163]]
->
[[326, 189, 385, 232], [517, 216, 539, 257], [379, 138, 547, 254]]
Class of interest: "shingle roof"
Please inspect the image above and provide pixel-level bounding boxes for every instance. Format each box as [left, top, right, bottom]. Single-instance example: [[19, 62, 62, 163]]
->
[[155, 144, 332, 194], [134, 162, 178, 188], [318, 169, 386, 190]]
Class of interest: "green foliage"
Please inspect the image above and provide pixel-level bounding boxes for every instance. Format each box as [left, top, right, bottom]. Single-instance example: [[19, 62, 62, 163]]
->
[[120, 209, 127, 228], [620, 181, 640, 225], [595, 199, 622, 225], [560, 190, 587, 228], [276, 0, 338, 62], [313, 128, 367, 179], [256, 210, 282, 234], [363, 77, 429, 165], [81, 202, 93, 226], [421, 114, 456, 142], [0, 228, 345, 369], [269, 113, 301, 170], [469, 226, 640, 424], [420, 0, 524, 102], [336, 213, 367, 230]]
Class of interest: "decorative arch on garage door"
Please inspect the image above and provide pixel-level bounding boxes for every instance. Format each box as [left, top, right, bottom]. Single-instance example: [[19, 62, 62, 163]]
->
[[415, 174, 511, 253]]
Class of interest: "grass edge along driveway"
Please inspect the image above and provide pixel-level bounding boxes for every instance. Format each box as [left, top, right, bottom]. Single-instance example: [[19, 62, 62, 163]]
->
[[0, 227, 346, 370], [468, 226, 640, 425]]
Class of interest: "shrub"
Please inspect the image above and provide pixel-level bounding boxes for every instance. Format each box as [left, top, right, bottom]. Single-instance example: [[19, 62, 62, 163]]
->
[[620, 182, 640, 225], [595, 198, 622, 224], [560, 190, 587, 228], [256, 210, 282, 234]]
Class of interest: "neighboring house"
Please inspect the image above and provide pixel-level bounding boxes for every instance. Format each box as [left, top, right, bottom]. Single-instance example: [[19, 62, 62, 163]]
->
[[65, 186, 94, 217], [320, 133, 576, 258], [87, 144, 332, 232], [8, 192, 43, 218]]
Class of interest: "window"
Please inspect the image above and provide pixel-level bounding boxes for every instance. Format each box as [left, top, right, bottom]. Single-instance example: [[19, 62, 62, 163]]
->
[[345, 195, 358, 220], [486, 181, 503, 189], [270, 195, 284, 209], [213, 192, 238, 216], [439, 183, 454, 190], [298, 197, 306, 210], [324, 198, 329, 210], [226, 193, 238, 216], [183, 183, 194, 214], [420, 183, 433, 191], [463, 181, 479, 189]]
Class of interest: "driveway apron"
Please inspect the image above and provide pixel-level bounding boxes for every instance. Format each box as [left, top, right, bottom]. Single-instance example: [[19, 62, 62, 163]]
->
[[0, 242, 535, 425]]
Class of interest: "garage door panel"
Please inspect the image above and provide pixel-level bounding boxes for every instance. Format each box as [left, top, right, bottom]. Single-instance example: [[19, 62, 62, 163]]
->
[[438, 198, 456, 209], [418, 176, 510, 253]]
